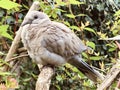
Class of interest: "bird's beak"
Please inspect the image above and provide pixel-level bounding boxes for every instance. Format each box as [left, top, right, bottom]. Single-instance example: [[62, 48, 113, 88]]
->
[[21, 19, 32, 27]]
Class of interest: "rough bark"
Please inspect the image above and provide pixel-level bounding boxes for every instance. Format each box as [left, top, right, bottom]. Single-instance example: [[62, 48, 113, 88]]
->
[[97, 60, 120, 90], [36, 66, 54, 90]]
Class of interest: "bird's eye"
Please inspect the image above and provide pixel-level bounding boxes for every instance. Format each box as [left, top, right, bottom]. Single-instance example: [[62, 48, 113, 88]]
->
[[34, 15, 38, 19]]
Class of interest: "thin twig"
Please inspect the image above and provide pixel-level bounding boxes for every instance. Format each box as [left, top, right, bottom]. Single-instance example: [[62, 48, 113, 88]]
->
[[6, 54, 28, 63]]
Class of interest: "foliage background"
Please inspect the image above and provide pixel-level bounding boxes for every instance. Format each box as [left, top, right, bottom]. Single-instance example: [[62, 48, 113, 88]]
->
[[0, 0, 120, 90]]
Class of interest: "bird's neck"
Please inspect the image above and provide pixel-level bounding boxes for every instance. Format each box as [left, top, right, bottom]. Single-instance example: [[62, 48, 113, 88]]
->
[[38, 18, 51, 27]]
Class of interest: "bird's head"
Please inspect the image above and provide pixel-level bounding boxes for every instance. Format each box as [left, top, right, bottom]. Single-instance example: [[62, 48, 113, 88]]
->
[[21, 11, 50, 26]]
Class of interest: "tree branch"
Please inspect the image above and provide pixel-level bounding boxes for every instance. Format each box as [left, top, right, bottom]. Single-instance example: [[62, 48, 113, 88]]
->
[[36, 66, 54, 90], [97, 60, 120, 90]]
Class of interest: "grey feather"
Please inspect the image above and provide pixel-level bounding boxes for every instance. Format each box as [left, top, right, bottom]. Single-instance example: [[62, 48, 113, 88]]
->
[[21, 11, 104, 82]]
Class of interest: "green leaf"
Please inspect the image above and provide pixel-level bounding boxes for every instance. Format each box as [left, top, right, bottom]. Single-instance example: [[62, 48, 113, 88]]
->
[[0, 51, 4, 55], [72, 67, 85, 78], [0, 25, 9, 32], [82, 52, 88, 59], [55, 85, 61, 90], [56, 75, 62, 81], [22, 4, 29, 9], [64, 21, 70, 26], [84, 27, 96, 35], [23, 78, 31, 82], [0, 0, 21, 10], [106, 43, 117, 52], [0, 59, 10, 66], [114, 10, 120, 16], [106, 43, 116, 47], [65, 14, 75, 18], [83, 80, 94, 87], [97, 3, 104, 11], [86, 41, 95, 50], [69, 0, 85, 5], [51, 12, 58, 19], [56, 0, 67, 6], [108, 47, 117, 52], [1, 32, 13, 40], [65, 63, 85, 78], [90, 56, 101, 61], [0, 25, 13, 40], [0, 72, 12, 76], [70, 26, 80, 31]]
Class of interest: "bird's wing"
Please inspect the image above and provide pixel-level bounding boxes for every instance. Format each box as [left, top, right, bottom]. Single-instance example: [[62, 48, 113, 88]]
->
[[41, 21, 88, 58]]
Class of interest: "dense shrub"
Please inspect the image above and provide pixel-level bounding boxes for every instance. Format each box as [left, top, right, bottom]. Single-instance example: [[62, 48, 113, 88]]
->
[[0, 0, 120, 89]]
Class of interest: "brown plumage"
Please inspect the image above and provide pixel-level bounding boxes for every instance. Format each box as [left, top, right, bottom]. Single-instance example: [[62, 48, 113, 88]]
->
[[21, 11, 104, 82]]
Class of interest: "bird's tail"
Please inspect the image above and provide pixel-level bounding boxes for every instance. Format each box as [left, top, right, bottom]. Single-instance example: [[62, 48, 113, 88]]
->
[[69, 56, 104, 82]]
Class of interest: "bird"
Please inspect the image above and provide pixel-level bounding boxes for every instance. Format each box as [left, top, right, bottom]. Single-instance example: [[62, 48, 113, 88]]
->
[[21, 11, 104, 82]]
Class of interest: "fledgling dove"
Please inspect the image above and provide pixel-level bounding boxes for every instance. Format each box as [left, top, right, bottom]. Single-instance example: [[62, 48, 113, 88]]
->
[[21, 11, 104, 82]]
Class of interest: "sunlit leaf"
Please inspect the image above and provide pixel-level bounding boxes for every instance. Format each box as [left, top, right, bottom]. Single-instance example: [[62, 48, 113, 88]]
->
[[65, 14, 75, 18], [85, 21, 90, 26], [112, 29, 119, 35], [0, 59, 10, 66], [0, 25, 13, 40], [65, 63, 85, 78], [83, 80, 94, 87], [86, 41, 95, 50], [82, 52, 88, 59], [55, 0, 67, 6], [51, 12, 57, 19], [84, 27, 96, 35], [0, 72, 12, 76], [114, 10, 120, 16], [1, 32, 13, 40], [56, 75, 62, 81], [0, 25, 9, 32], [70, 26, 80, 31], [106, 43, 116, 47], [0, 51, 4, 55], [65, 13, 86, 19], [76, 14, 86, 17], [90, 56, 101, 61], [55, 85, 61, 90], [108, 47, 117, 52], [99, 61, 105, 70], [64, 21, 70, 26], [0, 0, 21, 10], [69, 0, 85, 5], [97, 3, 104, 11], [23, 78, 31, 82], [22, 4, 29, 9]]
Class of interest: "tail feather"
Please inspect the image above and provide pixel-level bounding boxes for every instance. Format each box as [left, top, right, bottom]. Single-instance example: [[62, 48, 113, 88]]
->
[[69, 56, 104, 82]]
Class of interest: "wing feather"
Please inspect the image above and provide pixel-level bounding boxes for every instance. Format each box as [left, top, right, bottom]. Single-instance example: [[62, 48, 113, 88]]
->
[[41, 21, 87, 58]]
